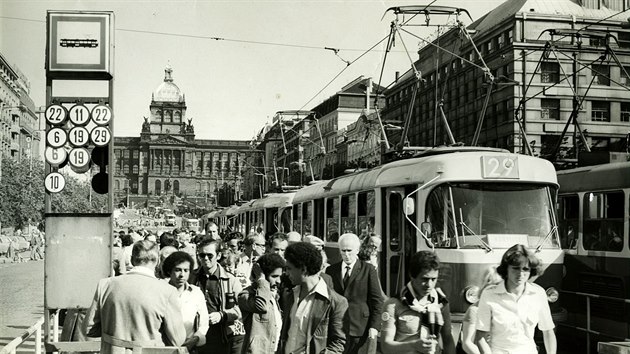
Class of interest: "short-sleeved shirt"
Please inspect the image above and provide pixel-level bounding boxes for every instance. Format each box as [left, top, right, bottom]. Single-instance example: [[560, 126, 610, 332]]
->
[[476, 281, 554, 354]]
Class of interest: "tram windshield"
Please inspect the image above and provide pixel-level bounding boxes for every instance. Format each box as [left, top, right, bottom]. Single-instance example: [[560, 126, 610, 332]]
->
[[425, 183, 559, 249]]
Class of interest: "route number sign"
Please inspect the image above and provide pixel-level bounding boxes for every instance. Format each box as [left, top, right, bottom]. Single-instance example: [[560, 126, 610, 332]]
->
[[45, 172, 66, 193], [69, 148, 90, 169], [91, 105, 112, 126], [45, 104, 67, 125], [47, 128, 68, 148], [68, 104, 91, 126], [90, 126, 111, 146], [45, 147, 68, 167], [69, 126, 90, 147], [481, 155, 519, 179]]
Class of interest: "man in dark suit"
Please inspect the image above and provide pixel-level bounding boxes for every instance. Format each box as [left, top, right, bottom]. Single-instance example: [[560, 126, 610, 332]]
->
[[326, 233, 383, 354]]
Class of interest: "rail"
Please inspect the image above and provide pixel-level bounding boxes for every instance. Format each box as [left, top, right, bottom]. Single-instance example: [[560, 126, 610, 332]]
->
[[0, 316, 44, 354], [558, 290, 630, 354]]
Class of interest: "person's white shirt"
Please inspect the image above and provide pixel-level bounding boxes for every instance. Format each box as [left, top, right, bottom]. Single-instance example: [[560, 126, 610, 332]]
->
[[476, 281, 554, 354], [342, 259, 357, 280]]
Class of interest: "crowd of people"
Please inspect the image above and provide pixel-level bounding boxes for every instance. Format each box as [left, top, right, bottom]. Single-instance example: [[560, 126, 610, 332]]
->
[[81, 222, 556, 354]]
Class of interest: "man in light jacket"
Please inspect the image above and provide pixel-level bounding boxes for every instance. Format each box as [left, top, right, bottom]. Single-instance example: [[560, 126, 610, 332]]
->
[[83, 240, 186, 354]]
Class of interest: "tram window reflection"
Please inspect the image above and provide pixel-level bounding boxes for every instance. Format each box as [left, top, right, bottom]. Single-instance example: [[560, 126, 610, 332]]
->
[[583, 191, 624, 252], [358, 191, 376, 238], [426, 183, 558, 249], [558, 195, 579, 250]]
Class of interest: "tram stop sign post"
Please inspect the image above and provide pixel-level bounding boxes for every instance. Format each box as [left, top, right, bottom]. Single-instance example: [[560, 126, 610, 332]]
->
[[44, 10, 115, 321]]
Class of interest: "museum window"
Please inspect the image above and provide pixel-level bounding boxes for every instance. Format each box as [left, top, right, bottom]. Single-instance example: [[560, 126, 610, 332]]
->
[[591, 101, 610, 122], [133, 165, 138, 174], [541, 99, 560, 120], [124, 164, 130, 174], [133, 150, 139, 159], [123, 150, 129, 158]]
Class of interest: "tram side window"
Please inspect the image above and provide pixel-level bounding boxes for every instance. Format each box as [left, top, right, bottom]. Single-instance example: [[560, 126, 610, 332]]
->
[[558, 195, 579, 249], [280, 208, 292, 233], [425, 185, 457, 248], [293, 204, 302, 235], [583, 191, 624, 252], [341, 194, 357, 234], [303, 202, 312, 236], [314, 199, 325, 237], [358, 191, 376, 238], [326, 198, 340, 242]]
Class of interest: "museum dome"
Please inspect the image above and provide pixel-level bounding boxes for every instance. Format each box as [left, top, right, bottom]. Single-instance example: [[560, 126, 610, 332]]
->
[[153, 65, 184, 103]]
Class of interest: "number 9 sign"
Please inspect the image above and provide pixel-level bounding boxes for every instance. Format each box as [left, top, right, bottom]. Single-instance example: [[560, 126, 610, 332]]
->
[[90, 126, 111, 146], [45, 172, 66, 193]]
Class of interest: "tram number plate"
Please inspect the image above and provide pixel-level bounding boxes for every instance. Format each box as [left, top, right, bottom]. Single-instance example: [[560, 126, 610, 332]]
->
[[481, 156, 519, 179]]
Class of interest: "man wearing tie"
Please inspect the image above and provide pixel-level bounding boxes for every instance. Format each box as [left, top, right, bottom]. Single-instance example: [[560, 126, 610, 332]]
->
[[326, 233, 383, 354]]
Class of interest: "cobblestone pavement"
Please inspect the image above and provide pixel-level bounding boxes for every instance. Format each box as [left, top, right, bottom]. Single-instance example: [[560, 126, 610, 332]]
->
[[0, 255, 44, 353]]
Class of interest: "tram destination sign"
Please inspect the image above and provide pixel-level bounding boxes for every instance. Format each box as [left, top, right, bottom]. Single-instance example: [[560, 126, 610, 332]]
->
[[481, 155, 519, 179]]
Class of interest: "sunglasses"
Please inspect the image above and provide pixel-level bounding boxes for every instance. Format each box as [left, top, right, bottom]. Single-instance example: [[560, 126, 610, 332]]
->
[[198, 253, 216, 260]]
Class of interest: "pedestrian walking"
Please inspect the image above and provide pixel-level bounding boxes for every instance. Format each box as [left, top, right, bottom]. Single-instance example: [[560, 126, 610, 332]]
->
[[475, 244, 557, 354]]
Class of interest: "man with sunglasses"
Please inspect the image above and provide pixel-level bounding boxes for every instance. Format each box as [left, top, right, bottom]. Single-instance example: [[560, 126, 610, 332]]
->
[[235, 234, 266, 287], [192, 239, 244, 354]]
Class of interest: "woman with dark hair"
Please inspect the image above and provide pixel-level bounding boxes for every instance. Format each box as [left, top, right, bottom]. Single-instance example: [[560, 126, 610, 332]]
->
[[238, 253, 285, 354], [163, 251, 209, 353], [475, 244, 557, 354]]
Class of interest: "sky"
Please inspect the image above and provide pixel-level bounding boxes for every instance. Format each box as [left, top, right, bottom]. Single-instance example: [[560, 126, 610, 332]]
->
[[1, 0, 505, 141]]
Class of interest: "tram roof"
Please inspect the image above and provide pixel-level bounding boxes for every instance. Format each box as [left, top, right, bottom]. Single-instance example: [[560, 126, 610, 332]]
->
[[557, 161, 630, 193], [236, 193, 296, 213], [293, 147, 557, 203]]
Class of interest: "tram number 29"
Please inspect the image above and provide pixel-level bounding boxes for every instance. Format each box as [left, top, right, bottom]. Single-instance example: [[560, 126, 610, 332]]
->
[[481, 156, 519, 179]]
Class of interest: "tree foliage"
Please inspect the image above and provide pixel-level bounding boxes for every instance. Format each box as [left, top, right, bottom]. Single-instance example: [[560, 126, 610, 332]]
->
[[0, 156, 109, 230], [0, 157, 45, 229]]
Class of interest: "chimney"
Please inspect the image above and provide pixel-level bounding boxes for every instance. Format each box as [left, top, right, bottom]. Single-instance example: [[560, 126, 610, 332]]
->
[[395, 71, 400, 83]]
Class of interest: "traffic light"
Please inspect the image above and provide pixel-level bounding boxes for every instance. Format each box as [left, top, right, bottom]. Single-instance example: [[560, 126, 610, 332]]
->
[[91, 145, 109, 194]]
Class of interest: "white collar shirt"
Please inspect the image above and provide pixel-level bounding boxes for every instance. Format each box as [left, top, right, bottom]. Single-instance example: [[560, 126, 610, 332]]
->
[[177, 282, 209, 346], [342, 259, 357, 279], [476, 281, 555, 354], [284, 278, 329, 354]]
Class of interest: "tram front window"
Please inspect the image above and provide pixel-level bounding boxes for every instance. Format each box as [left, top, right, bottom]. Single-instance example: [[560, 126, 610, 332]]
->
[[425, 183, 559, 249]]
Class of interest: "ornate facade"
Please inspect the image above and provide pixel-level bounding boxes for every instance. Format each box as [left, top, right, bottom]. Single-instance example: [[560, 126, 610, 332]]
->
[[113, 66, 250, 209]]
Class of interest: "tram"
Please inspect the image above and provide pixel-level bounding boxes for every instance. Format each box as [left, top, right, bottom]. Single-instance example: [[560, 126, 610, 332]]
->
[[292, 147, 564, 323], [556, 161, 630, 348], [232, 193, 295, 236]]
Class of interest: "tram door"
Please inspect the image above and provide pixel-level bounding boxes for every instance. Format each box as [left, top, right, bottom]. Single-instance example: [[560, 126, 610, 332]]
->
[[383, 187, 416, 296]]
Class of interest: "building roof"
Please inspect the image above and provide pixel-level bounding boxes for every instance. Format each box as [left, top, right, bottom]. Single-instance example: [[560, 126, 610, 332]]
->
[[153, 65, 184, 103], [471, 0, 629, 35]]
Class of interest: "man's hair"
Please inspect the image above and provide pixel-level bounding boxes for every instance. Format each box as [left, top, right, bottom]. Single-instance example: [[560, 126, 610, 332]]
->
[[408, 251, 440, 278], [162, 251, 194, 276], [257, 253, 286, 277], [120, 234, 134, 247], [243, 234, 264, 247], [496, 244, 543, 279], [225, 231, 244, 242], [131, 240, 159, 266], [284, 242, 322, 276], [197, 237, 222, 253], [159, 232, 179, 249], [338, 233, 360, 248], [268, 232, 287, 246], [159, 245, 178, 262]]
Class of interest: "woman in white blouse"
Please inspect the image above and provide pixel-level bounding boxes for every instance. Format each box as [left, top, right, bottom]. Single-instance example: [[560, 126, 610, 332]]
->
[[475, 244, 557, 354]]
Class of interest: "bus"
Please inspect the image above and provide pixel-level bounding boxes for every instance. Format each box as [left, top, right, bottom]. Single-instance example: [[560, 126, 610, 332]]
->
[[182, 217, 200, 232], [164, 213, 177, 227], [556, 161, 630, 351], [291, 147, 565, 329]]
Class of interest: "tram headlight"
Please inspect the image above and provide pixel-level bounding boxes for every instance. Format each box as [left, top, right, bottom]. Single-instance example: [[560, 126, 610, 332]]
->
[[464, 286, 480, 304], [546, 287, 559, 303]]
